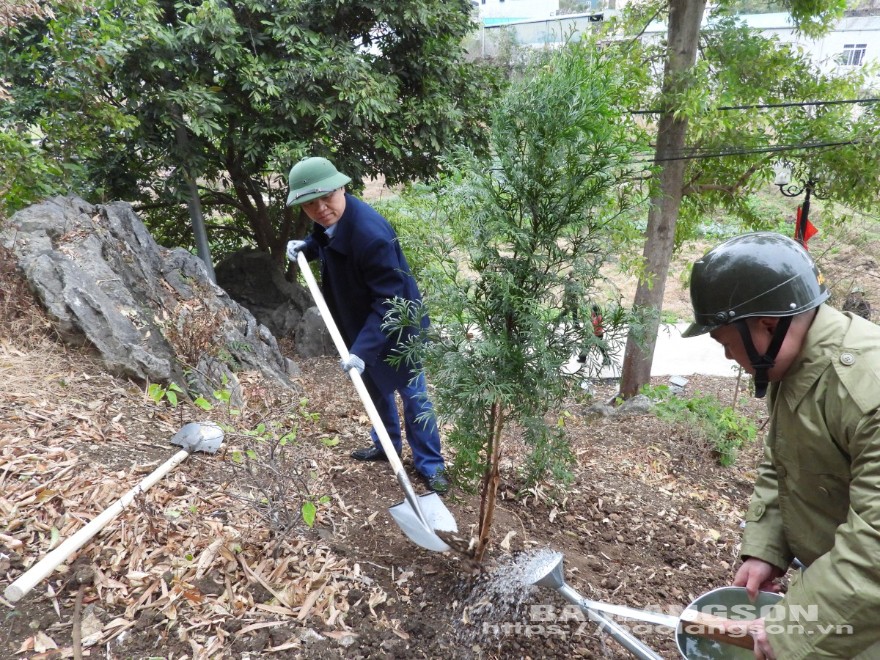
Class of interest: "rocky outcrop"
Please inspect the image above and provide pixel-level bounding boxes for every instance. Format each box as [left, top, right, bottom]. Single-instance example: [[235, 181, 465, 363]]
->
[[214, 249, 333, 357], [1, 196, 300, 402]]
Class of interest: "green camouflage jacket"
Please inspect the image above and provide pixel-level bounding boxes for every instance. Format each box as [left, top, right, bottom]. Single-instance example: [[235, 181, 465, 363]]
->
[[741, 304, 880, 659]]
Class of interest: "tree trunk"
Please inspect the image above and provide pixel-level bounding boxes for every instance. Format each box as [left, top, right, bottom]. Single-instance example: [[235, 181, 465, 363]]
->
[[474, 402, 504, 563], [619, 0, 706, 399]]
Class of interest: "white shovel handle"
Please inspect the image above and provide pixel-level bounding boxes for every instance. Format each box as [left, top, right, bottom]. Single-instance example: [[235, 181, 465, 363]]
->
[[295, 252, 409, 478], [4, 449, 190, 603]]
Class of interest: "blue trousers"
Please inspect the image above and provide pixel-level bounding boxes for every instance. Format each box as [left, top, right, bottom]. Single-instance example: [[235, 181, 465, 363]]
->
[[368, 371, 445, 478]]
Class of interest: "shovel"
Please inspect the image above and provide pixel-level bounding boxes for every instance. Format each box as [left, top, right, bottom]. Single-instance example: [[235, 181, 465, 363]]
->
[[296, 252, 456, 552], [529, 551, 762, 658], [3, 422, 223, 603]]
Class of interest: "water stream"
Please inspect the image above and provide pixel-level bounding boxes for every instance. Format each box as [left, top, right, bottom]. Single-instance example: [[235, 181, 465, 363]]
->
[[453, 548, 565, 655]]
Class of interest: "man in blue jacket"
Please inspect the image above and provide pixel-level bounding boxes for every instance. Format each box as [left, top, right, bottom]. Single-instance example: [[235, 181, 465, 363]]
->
[[285, 157, 448, 494]]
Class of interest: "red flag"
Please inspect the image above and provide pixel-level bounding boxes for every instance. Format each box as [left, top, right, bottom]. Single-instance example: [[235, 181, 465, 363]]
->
[[795, 206, 818, 249]]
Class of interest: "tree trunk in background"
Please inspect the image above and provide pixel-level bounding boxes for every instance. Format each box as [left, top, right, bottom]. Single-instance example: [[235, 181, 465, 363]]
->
[[619, 0, 706, 399]]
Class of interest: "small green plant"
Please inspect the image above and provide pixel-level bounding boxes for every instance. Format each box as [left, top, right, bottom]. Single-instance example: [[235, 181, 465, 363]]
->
[[193, 395, 212, 411], [147, 381, 184, 407], [226, 400, 328, 535], [643, 384, 757, 466], [296, 397, 319, 424], [192, 374, 236, 412], [301, 495, 331, 528]]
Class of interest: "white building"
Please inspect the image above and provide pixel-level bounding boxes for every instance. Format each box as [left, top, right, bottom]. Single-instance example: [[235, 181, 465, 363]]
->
[[476, 10, 880, 75], [474, 0, 559, 25], [742, 13, 877, 73]]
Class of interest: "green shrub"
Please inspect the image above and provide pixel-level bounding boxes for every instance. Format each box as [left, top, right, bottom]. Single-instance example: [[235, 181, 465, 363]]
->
[[642, 384, 756, 466]]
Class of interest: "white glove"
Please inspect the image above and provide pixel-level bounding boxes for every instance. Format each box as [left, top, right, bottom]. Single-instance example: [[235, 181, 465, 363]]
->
[[340, 354, 365, 375], [286, 240, 307, 262]]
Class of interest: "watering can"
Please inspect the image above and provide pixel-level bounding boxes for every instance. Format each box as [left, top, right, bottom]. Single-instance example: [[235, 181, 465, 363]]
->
[[529, 551, 782, 659]]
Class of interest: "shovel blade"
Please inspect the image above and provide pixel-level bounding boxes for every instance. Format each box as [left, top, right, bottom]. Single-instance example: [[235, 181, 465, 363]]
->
[[170, 421, 224, 454], [389, 493, 457, 552]]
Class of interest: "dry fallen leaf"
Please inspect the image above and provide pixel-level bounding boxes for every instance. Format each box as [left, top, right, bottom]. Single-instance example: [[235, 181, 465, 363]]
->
[[15, 637, 34, 654], [499, 530, 517, 551], [33, 632, 57, 653]]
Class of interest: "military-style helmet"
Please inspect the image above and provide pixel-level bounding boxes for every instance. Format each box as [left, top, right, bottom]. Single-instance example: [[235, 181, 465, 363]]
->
[[683, 232, 829, 338], [286, 157, 351, 207]]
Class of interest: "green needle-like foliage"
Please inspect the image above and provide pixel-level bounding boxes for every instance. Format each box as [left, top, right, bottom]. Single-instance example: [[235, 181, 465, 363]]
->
[[383, 39, 650, 561]]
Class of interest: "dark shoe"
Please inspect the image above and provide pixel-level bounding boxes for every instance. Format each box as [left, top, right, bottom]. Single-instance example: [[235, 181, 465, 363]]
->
[[425, 470, 450, 496], [351, 445, 392, 462]]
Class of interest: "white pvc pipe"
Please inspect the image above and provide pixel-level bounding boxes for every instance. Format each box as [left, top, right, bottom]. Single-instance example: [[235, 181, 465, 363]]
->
[[4, 449, 190, 603]]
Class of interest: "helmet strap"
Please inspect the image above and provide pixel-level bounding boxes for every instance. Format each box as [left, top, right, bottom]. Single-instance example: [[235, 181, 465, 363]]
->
[[734, 316, 792, 398]]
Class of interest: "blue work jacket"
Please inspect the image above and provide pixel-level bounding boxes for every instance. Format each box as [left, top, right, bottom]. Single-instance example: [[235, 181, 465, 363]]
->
[[300, 194, 428, 395]]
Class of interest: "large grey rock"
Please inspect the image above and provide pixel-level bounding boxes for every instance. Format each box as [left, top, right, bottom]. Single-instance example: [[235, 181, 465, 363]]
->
[[617, 394, 654, 415], [2, 196, 299, 401], [576, 393, 654, 419], [214, 248, 332, 357], [294, 306, 335, 357]]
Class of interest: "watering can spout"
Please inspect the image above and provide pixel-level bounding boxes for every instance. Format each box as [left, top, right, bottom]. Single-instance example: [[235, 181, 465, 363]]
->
[[530, 552, 566, 590], [528, 549, 778, 659]]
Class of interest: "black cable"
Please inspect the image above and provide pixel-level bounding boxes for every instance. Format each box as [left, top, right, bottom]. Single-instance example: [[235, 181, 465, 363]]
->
[[630, 97, 880, 115], [629, 138, 867, 164]]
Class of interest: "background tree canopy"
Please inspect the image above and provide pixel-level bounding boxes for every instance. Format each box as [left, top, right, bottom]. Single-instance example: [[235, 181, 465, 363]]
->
[[0, 0, 501, 261], [608, 0, 880, 396]]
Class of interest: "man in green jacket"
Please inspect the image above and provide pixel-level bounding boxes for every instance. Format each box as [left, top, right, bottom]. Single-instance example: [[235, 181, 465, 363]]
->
[[683, 232, 880, 659]]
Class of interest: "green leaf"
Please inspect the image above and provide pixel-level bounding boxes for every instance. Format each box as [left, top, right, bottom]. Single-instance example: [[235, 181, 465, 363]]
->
[[147, 383, 164, 403], [194, 396, 213, 410], [320, 435, 340, 447], [301, 501, 317, 528]]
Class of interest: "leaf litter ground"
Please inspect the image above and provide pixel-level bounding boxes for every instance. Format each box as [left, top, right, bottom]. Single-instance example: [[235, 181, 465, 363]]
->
[[1, 323, 769, 659], [8, 221, 879, 659]]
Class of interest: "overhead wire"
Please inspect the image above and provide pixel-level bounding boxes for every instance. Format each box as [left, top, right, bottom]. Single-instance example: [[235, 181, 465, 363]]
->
[[630, 137, 868, 164], [629, 97, 880, 114], [620, 95, 879, 164]]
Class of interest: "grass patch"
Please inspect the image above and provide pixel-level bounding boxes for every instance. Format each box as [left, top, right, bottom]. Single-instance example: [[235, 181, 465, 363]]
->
[[643, 384, 757, 466]]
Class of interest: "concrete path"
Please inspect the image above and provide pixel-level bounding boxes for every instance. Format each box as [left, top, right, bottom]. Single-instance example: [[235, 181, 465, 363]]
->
[[564, 323, 740, 379], [650, 323, 739, 377]]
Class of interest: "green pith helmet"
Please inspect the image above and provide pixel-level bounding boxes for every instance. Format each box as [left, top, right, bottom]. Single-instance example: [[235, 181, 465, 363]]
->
[[683, 232, 829, 338], [286, 157, 351, 207]]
